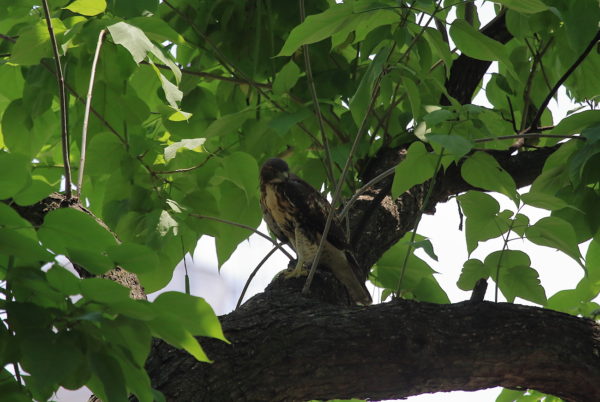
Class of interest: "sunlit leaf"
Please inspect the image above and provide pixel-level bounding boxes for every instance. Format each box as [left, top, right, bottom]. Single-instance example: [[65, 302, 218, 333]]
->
[[64, 0, 107, 16]]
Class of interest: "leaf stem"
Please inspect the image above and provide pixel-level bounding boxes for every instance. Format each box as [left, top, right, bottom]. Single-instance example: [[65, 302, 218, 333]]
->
[[77, 29, 106, 199], [41, 0, 71, 198], [189, 213, 293, 260]]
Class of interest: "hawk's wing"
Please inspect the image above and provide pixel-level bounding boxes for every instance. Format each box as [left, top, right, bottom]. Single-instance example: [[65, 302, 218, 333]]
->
[[283, 173, 348, 250], [259, 195, 290, 245]]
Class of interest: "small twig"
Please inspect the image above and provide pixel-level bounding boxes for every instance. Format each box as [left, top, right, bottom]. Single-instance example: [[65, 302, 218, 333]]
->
[[236, 246, 278, 309], [154, 156, 215, 175], [0, 33, 17, 42], [189, 213, 293, 260], [506, 96, 518, 133], [470, 278, 488, 302], [453, 197, 463, 232], [529, 30, 600, 131], [474, 133, 584, 144], [180, 236, 190, 295], [299, 0, 334, 186], [77, 29, 106, 198], [143, 61, 272, 88], [41, 0, 71, 198], [303, 48, 392, 296]]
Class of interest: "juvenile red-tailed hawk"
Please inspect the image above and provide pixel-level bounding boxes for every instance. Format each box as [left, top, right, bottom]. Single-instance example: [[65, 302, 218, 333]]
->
[[259, 158, 372, 305]]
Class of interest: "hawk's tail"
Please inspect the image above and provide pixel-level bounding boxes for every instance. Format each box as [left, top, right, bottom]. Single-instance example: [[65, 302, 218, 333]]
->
[[338, 252, 372, 305]]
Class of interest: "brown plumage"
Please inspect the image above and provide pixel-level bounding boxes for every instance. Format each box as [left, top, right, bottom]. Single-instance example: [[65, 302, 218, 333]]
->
[[259, 158, 372, 305]]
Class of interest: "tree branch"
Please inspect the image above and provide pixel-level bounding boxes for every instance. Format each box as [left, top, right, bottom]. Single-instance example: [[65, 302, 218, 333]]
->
[[146, 287, 600, 401]]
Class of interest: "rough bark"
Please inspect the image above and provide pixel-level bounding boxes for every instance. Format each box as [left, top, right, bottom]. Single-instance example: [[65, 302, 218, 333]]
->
[[146, 277, 600, 401]]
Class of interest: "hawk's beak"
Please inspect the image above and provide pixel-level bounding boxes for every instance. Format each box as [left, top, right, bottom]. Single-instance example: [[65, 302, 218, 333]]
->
[[279, 171, 289, 180]]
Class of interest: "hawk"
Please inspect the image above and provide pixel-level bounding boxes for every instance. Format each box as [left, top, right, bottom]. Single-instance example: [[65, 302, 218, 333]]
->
[[259, 158, 372, 305]]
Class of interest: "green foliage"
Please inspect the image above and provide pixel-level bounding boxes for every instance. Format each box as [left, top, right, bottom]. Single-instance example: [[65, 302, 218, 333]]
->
[[0, 0, 599, 400]]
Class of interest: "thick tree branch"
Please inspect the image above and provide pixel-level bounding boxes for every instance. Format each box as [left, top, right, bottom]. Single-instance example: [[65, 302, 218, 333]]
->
[[349, 145, 560, 269], [146, 283, 600, 401], [442, 10, 512, 105]]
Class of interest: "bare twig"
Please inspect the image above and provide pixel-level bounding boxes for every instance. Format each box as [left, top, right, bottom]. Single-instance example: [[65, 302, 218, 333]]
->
[[41, 0, 72, 198], [143, 61, 272, 88], [529, 30, 600, 131], [299, 0, 334, 186], [236, 246, 278, 309], [77, 29, 106, 198], [189, 213, 294, 260], [0, 33, 17, 42], [474, 133, 583, 144]]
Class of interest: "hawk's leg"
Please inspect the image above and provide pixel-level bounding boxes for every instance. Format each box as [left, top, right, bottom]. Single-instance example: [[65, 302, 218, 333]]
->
[[283, 226, 311, 278]]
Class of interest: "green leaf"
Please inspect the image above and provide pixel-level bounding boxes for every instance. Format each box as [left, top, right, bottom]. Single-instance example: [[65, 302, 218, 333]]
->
[[0, 369, 29, 402], [277, 3, 352, 56], [585, 237, 600, 285], [12, 175, 54, 206], [64, 0, 107, 16], [427, 134, 474, 159], [458, 191, 512, 254], [520, 191, 570, 210], [423, 28, 453, 76], [164, 138, 206, 162], [457, 259, 490, 290], [423, 108, 455, 126], [106, 243, 159, 274], [272, 60, 301, 95], [494, 0, 549, 14], [412, 239, 438, 261], [525, 216, 583, 265], [219, 152, 259, 198], [512, 213, 530, 237], [38, 208, 117, 255], [485, 250, 547, 304], [147, 315, 210, 362], [46, 265, 81, 296], [391, 142, 438, 198], [551, 110, 600, 135], [449, 19, 507, 62], [349, 46, 388, 125], [402, 75, 421, 120], [107, 22, 180, 81], [89, 351, 128, 402], [203, 109, 253, 138], [371, 235, 449, 303], [152, 292, 227, 341], [0, 152, 29, 199], [10, 19, 66, 66], [67, 247, 114, 275], [0, 204, 52, 261], [461, 151, 518, 203], [80, 278, 131, 304]]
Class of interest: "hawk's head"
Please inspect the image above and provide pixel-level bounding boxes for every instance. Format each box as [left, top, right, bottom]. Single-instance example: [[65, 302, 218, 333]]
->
[[260, 158, 289, 184]]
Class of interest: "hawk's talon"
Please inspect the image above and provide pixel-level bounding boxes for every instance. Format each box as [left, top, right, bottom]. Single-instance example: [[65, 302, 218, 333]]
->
[[283, 262, 309, 278]]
